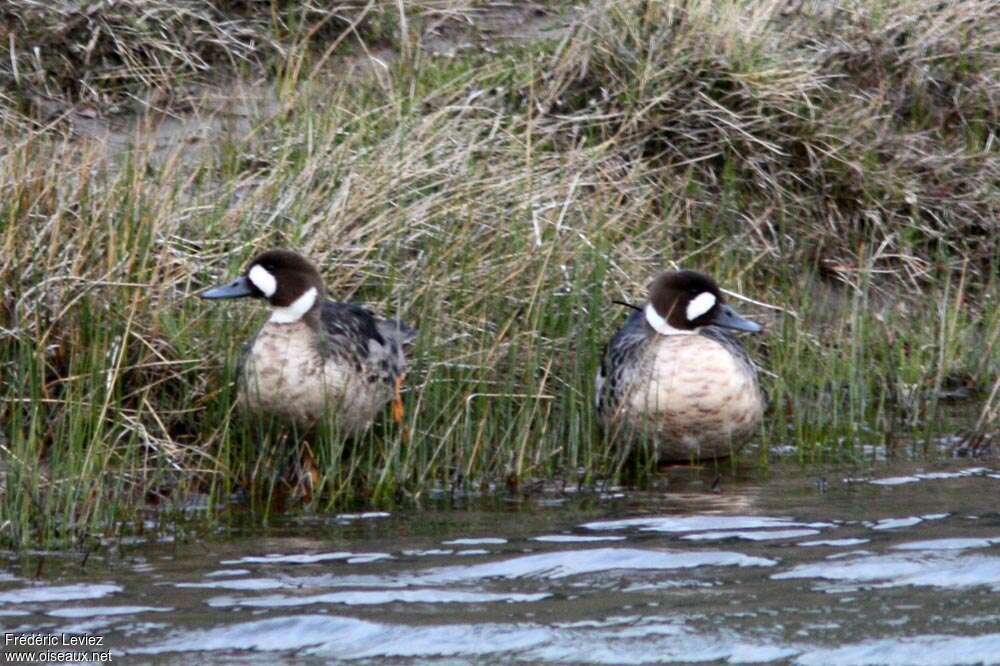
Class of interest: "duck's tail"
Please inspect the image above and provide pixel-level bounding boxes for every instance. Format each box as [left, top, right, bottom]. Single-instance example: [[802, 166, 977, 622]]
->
[[377, 318, 417, 352]]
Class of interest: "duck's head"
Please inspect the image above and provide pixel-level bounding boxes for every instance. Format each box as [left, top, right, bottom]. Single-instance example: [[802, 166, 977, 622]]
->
[[201, 249, 324, 323], [644, 270, 762, 335]]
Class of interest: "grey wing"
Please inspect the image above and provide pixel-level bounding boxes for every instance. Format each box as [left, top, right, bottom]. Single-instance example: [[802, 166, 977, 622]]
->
[[321, 300, 385, 363], [598, 307, 652, 415], [319, 300, 414, 387]]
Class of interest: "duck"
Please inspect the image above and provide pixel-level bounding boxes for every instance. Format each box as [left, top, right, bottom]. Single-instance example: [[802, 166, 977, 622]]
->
[[201, 249, 415, 433], [596, 270, 764, 462]]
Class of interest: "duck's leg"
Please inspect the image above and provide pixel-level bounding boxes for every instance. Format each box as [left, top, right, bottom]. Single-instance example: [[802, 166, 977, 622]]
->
[[391, 374, 405, 423], [297, 441, 321, 502]]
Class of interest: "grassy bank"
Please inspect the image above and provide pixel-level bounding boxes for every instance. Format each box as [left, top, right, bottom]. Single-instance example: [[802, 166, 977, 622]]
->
[[1, 0, 997, 550]]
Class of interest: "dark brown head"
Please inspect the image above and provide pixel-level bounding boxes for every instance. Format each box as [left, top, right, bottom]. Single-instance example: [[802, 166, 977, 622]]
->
[[201, 249, 324, 323], [645, 270, 762, 335]]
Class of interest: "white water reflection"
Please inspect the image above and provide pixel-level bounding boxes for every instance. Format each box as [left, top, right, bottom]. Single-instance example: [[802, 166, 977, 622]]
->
[[220, 551, 392, 565], [138, 613, 995, 664], [866, 513, 949, 531], [442, 537, 508, 545], [132, 613, 805, 662], [175, 577, 296, 591], [206, 589, 550, 608], [334, 512, 391, 522], [532, 535, 627, 543], [794, 633, 1000, 666], [413, 548, 776, 583], [46, 605, 172, 618], [401, 548, 455, 556], [682, 529, 820, 542], [798, 538, 870, 547], [773, 552, 1000, 591], [0, 584, 121, 604], [583, 515, 834, 533], [891, 537, 1000, 551], [868, 468, 992, 486], [203, 568, 252, 577]]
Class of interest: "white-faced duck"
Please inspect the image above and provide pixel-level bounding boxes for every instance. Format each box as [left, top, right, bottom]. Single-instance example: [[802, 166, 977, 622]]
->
[[596, 270, 764, 462], [202, 250, 415, 432]]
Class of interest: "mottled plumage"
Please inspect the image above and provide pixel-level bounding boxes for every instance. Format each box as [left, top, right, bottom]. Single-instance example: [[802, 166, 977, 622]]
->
[[203, 250, 415, 432], [597, 271, 764, 462]]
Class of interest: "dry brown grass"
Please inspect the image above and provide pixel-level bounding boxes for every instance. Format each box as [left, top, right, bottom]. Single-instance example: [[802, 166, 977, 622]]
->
[[0, 0, 545, 125], [527, 0, 998, 280]]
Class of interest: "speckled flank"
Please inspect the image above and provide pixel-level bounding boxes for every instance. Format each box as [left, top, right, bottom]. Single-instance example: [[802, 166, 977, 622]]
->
[[608, 334, 763, 461], [239, 321, 392, 432]]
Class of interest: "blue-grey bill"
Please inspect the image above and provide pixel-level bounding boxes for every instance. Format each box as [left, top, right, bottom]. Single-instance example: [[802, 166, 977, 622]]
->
[[201, 276, 255, 299], [709, 304, 763, 333]]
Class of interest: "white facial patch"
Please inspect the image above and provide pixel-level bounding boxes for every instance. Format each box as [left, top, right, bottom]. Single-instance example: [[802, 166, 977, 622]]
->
[[270, 287, 318, 324], [248, 264, 277, 298], [644, 303, 694, 336], [686, 292, 716, 321]]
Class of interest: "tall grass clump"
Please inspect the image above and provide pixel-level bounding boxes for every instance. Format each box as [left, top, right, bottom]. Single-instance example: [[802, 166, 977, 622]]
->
[[530, 0, 997, 273], [1, 0, 997, 549], [0, 0, 499, 120]]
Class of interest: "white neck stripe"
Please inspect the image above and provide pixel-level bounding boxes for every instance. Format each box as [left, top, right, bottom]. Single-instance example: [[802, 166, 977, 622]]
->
[[645, 303, 695, 336], [270, 287, 318, 323], [248, 265, 277, 297]]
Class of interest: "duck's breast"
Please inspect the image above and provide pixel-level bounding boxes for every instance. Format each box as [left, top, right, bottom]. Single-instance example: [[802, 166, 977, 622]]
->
[[240, 321, 385, 429], [627, 334, 762, 440]]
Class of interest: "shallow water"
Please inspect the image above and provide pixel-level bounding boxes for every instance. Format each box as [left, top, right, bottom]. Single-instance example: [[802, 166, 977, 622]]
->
[[2, 461, 999, 665]]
